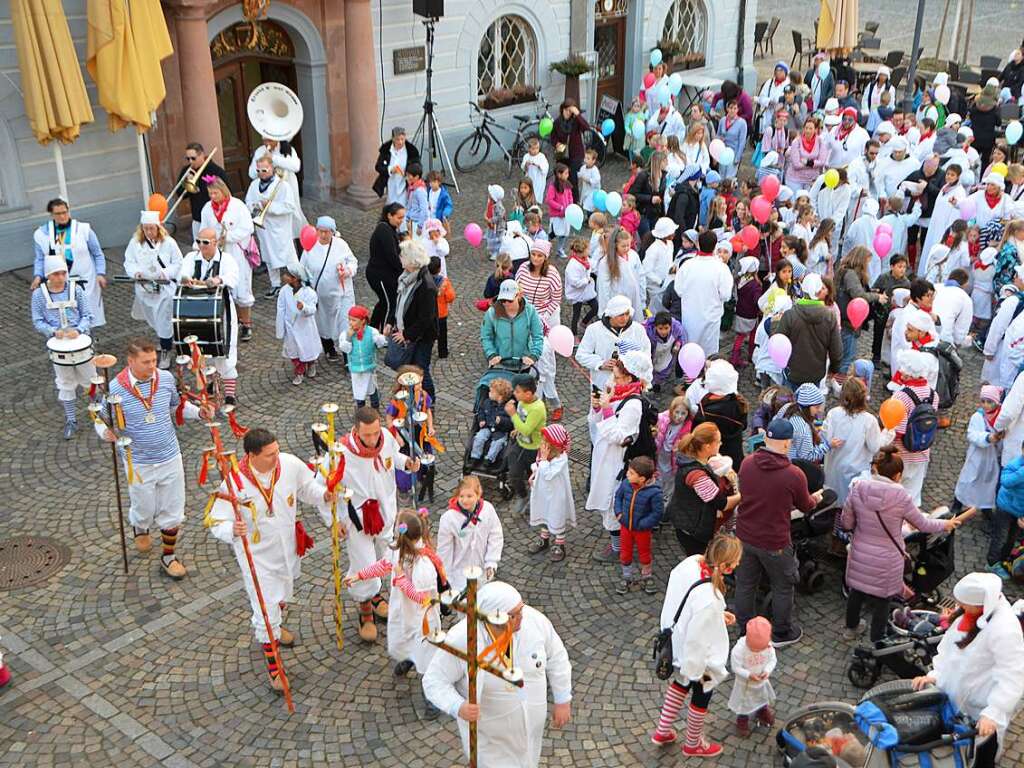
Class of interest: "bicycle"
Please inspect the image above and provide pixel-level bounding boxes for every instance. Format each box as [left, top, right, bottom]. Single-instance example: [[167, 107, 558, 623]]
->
[[454, 97, 554, 178]]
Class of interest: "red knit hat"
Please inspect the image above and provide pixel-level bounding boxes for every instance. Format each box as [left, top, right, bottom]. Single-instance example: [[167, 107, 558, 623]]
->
[[348, 305, 370, 320], [541, 424, 570, 451]]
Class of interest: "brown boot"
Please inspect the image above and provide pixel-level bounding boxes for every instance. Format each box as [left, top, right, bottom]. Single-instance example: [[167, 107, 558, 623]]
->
[[134, 528, 151, 553], [358, 602, 378, 642], [277, 627, 295, 647], [269, 673, 284, 692], [160, 555, 187, 580], [370, 594, 389, 619]]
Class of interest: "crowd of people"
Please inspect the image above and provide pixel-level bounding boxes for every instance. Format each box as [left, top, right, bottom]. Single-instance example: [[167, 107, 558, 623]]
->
[[25, 42, 1024, 768]]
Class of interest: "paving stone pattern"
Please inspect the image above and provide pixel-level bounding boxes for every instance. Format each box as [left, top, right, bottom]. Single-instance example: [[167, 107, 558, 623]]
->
[[0, 156, 1021, 767]]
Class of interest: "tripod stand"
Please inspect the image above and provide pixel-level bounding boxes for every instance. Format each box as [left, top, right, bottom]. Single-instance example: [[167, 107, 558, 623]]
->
[[413, 18, 460, 194]]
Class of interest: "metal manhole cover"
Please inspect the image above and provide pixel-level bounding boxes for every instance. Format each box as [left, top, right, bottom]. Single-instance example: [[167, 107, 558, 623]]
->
[[0, 536, 71, 591]]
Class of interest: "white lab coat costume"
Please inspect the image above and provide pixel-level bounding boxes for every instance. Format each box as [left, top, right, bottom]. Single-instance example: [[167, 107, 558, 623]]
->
[[647, 107, 686, 142], [123, 235, 182, 339], [596, 251, 646, 319], [753, 314, 786, 385], [383, 546, 441, 671], [275, 285, 320, 362], [930, 584, 1024, 748], [244, 175, 296, 270], [586, 398, 641, 532], [248, 144, 307, 236], [932, 284, 973, 346], [844, 215, 882, 283], [810, 179, 852, 232], [847, 156, 881, 202], [682, 141, 711, 174], [201, 197, 256, 307], [207, 453, 329, 643], [575, 319, 649, 390], [528, 453, 576, 535], [301, 235, 358, 341], [827, 125, 869, 167], [954, 410, 1001, 508], [422, 606, 573, 768], [878, 156, 921, 198], [983, 293, 1024, 387], [879, 203, 922, 265], [337, 429, 411, 602], [961, 190, 1017, 229], [520, 152, 549, 205], [661, 556, 729, 689], [437, 501, 504, 593], [972, 260, 995, 320], [34, 221, 105, 327], [643, 240, 674, 309], [673, 254, 734, 356], [919, 184, 967, 277], [178, 250, 240, 380], [563, 257, 597, 303], [822, 408, 890, 505], [727, 638, 777, 715], [925, 243, 970, 284], [577, 164, 601, 211], [994, 369, 1024, 465]]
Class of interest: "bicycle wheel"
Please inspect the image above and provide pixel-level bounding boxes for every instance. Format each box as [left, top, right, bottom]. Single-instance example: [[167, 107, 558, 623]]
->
[[585, 129, 609, 168], [508, 126, 540, 178], [454, 131, 491, 172]]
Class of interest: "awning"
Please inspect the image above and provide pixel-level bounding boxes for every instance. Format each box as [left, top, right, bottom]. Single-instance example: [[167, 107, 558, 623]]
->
[[86, 0, 173, 132], [817, 0, 859, 55], [11, 0, 95, 144]]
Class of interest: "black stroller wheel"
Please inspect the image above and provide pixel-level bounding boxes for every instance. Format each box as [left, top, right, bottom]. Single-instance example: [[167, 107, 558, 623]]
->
[[804, 570, 826, 593], [499, 483, 514, 500], [847, 659, 879, 688]]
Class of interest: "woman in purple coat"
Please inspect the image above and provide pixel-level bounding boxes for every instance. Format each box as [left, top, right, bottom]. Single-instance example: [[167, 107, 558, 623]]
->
[[840, 446, 960, 642]]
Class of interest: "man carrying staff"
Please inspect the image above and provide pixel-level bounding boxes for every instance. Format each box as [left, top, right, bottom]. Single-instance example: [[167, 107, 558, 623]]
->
[[94, 339, 214, 579], [177, 143, 228, 241], [179, 228, 241, 405], [205, 427, 337, 691], [32, 198, 107, 329], [300, 216, 358, 363], [245, 156, 297, 300], [422, 581, 573, 768], [338, 406, 420, 642]]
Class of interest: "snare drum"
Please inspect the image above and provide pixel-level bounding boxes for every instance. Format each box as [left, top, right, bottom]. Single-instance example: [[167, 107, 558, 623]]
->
[[46, 334, 94, 366], [173, 285, 229, 357]]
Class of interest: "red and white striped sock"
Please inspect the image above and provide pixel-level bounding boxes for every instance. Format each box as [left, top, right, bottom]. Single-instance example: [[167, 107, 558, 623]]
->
[[222, 378, 237, 399], [654, 682, 688, 737], [684, 704, 708, 748]]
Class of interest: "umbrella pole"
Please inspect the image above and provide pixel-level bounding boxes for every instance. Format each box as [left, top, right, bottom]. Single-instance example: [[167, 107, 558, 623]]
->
[[52, 143, 68, 202], [137, 133, 152, 200], [935, 0, 953, 59], [902, 0, 927, 115]]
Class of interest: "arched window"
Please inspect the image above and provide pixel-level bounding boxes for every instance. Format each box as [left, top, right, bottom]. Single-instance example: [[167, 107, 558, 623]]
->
[[477, 15, 537, 101], [661, 0, 707, 62]]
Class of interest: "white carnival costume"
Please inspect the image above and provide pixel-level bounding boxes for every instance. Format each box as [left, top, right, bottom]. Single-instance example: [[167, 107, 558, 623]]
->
[[301, 220, 358, 344], [123, 212, 183, 341], [437, 499, 504, 593], [245, 172, 297, 282], [33, 219, 106, 327], [247, 143, 307, 236], [200, 197, 255, 308]]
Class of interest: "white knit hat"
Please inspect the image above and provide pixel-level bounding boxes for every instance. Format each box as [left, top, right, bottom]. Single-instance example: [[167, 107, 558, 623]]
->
[[487, 184, 505, 202], [876, 121, 896, 136], [604, 294, 633, 317], [983, 173, 1005, 187], [739, 256, 759, 275], [652, 217, 678, 239], [619, 349, 653, 384], [905, 308, 936, 335], [44, 254, 67, 277], [891, 288, 911, 307], [704, 359, 738, 396]]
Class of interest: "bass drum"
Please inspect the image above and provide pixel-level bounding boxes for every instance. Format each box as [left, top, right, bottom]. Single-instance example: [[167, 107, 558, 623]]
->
[[173, 285, 229, 357]]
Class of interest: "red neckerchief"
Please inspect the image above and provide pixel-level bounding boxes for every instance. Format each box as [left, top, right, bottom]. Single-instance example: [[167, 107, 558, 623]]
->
[[985, 190, 1002, 209], [773, 75, 786, 86], [897, 124, 909, 135], [569, 252, 590, 271], [239, 455, 281, 515], [892, 372, 927, 386], [836, 122, 854, 141], [972, 254, 990, 270], [485, 199, 494, 219], [608, 381, 644, 403], [983, 405, 1001, 429], [911, 332, 934, 350], [341, 427, 386, 471], [449, 498, 483, 529], [725, 117, 736, 132], [801, 134, 817, 154], [699, 560, 713, 580], [957, 611, 980, 632], [623, 170, 638, 194], [968, 240, 980, 259], [211, 198, 229, 222], [944, 233, 957, 247], [920, 129, 934, 140], [116, 368, 158, 413], [408, 178, 426, 193], [353, 321, 366, 341]]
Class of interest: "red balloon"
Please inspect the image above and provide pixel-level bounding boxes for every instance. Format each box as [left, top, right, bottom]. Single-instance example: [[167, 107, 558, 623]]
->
[[730, 235, 746, 253], [299, 225, 318, 252], [846, 297, 870, 330], [750, 195, 772, 225], [644, 72, 657, 89], [760, 175, 781, 202], [740, 225, 760, 251]]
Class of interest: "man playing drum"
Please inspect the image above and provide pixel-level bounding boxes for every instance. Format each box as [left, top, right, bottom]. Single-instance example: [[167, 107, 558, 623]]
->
[[31, 254, 95, 439], [31, 198, 107, 329], [179, 228, 241, 404], [94, 339, 214, 579]]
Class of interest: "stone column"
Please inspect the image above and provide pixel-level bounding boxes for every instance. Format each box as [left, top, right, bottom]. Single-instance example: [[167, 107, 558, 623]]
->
[[169, 0, 221, 156], [342, 0, 382, 208]]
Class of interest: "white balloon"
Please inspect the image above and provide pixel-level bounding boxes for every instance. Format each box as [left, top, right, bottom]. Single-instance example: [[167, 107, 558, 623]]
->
[[709, 138, 725, 161], [934, 84, 951, 105]]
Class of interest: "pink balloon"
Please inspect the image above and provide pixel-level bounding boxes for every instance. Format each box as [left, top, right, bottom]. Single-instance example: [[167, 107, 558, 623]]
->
[[846, 297, 870, 330], [547, 324, 575, 357], [876, 222, 893, 235], [299, 225, 318, 252], [643, 72, 657, 89], [959, 197, 977, 221], [464, 223, 483, 248], [709, 138, 725, 162], [678, 342, 706, 379], [750, 195, 772, 225], [873, 231, 893, 259], [767, 334, 792, 369], [639, 89, 647, 102], [760, 174, 781, 202]]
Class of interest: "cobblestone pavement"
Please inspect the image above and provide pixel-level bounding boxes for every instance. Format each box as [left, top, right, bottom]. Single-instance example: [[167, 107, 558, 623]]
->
[[0, 155, 1021, 768]]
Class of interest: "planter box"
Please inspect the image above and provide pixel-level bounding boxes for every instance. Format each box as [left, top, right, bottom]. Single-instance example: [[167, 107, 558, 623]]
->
[[479, 90, 540, 110]]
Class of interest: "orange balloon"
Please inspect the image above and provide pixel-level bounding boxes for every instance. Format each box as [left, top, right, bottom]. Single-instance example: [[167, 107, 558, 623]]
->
[[147, 193, 169, 221], [879, 398, 906, 430]]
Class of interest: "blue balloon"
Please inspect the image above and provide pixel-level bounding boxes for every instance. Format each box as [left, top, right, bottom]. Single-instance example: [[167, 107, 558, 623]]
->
[[668, 73, 684, 96], [718, 147, 735, 167], [593, 189, 608, 212], [655, 84, 671, 105], [631, 118, 646, 141], [650, 49, 663, 67], [817, 60, 830, 81], [601, 118, 615, 137], [605, 191, 623, 217], [564, 204, 585, 231]]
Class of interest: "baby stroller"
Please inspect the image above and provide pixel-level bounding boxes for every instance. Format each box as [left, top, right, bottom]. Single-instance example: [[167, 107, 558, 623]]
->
[[790, 460, 840, 593], [846, 608, 947, 689]]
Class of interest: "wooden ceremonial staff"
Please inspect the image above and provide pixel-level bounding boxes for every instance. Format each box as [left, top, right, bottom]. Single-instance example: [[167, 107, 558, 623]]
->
[[92, 354, 129, 574], [316, 402, 346, 651]]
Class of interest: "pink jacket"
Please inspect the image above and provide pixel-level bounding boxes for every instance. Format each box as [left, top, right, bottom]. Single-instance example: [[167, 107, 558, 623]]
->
[[840, 475, 949, 598], [784, 134, 831, 187], [655, 411, 692, 455], [545, 183, 574, 219]]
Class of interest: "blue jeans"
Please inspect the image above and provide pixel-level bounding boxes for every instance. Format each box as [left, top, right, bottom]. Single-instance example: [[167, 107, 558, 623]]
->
[[408, 340, 435, 400], [840, 328, 858, 373], [471, 429, 507, 462]]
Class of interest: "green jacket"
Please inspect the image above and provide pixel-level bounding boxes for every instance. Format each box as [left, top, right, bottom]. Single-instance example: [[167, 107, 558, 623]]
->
[[480, 300, 544, 362], [511, 398, 546, 449]]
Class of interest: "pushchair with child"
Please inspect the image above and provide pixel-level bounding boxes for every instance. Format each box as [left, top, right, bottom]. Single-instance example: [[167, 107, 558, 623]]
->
[[790, 459, 840, 593]]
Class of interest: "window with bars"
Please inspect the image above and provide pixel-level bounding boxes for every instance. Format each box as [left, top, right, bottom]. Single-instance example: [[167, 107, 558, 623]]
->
[[661, 0, 708, 57], [477, 15, 537, 99]]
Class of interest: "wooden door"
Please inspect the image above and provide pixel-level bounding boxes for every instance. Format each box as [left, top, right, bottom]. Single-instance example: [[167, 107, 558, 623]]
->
[[594, 17, 627, 108]]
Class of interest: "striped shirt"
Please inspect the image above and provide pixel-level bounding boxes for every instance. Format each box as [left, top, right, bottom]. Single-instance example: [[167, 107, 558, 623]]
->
[[105, 372, 192, 465], [31, 283, 91, 337], [893, 383, 937, 463], [685, 469, 721, 502], [515, 263, 563, 322]]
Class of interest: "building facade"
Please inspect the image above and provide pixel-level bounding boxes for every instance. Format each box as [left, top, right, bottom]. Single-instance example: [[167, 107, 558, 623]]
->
[[0, 0, 755, 271]]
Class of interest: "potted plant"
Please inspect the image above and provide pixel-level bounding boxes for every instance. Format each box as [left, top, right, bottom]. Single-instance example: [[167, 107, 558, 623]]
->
[[550, 53, 593, 103], [656, 38, 685, 68]]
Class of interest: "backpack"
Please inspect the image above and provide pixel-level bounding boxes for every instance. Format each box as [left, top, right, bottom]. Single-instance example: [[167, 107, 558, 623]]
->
[[617, 394, 658, 466], [923, 342, 962, 410], [901, 388, 939, 452]]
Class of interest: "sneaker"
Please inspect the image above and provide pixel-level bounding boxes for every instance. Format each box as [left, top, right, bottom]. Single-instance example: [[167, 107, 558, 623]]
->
[[972, 337, 985, 353], [527, 537, 550, 555], [423, 700, 441, 720], [642, 576, 657, 595], [63, 420, 77, 440], [292, 374, 304, 386], [393, 660, 414, 677], [239, 325, 253, 342], [843, 620, 867, 641], [263, 287, 281, 299], [651, 729, 677, 746], [591, 542, 620, 563], [550, 543, 566, 562], [682, 740, 723, 757], [771, 626, 803, 648], [987, 562, 1011, 580], [615, 578, 631, 595], [326, 349, 340, 362], [306, 362, 317, 379], [157, 350, 173, 370]]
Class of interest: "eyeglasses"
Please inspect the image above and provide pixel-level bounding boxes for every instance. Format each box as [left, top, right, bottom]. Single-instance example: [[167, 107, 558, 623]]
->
[[196, 238, 213, 245], [185, 155, 198, 161]]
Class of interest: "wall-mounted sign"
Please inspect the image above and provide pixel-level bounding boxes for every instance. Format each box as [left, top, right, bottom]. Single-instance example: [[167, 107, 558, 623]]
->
[[393, 46, 426, 75]]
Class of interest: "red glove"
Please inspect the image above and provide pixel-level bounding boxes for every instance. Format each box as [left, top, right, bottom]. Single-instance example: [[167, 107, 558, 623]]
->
[[475, 298, 491, 312], [295, 521, 314, 556], [361, 499, 384, 536]]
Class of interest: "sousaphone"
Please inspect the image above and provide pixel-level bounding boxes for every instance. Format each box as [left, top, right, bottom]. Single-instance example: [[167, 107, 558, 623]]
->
[[247, 83, 304, 227]]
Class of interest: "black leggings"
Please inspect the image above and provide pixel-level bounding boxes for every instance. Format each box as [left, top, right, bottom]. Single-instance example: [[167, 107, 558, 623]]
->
[[671, 678, 713, 709], [570, 299, 598, 336], [973, 734, 998, 768], [845, 588, 891, 642], [368, 277, 397, 330]]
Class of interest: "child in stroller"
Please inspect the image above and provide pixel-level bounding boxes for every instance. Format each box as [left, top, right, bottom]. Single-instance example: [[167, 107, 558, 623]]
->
[[789, 459, 840, 593], [466, 378, 514, 472]]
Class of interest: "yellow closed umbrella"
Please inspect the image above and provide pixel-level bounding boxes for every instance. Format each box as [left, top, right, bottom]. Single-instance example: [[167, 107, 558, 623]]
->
[[86, 0, 173, 133], [817, 0, 859, 55]]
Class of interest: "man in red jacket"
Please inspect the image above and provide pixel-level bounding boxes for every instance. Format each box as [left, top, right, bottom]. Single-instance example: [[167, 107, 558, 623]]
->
[[733, 419, 822, 647]]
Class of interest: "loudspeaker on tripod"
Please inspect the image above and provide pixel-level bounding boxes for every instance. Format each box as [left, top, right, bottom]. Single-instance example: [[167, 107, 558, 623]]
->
[[413, 0, 443, 18]]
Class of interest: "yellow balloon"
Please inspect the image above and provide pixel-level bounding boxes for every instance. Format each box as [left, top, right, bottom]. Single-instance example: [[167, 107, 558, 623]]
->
[[824, 169, 840, 189], [993, 162, 1009, 178]]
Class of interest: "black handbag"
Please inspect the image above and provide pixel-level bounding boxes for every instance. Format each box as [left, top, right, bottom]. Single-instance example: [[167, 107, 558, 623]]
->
[[653, 577, 711, 680], [384, 337, 414, 371]]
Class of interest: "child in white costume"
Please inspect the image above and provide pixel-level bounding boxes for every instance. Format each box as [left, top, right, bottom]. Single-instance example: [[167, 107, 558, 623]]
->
[[728, 617, 777, 736], [436, 475, 504, 593], [527, 424, 576, 562], [275, 260, 320, 385]]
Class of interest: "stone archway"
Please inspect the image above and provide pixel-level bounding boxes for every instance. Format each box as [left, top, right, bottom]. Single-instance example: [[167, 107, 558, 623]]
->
[[207, 5, 331, 200]]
